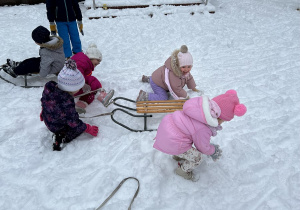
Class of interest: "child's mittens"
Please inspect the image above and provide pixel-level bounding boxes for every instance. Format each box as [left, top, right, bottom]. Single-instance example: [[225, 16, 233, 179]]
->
[[40, 111, 43, 121], [85, 124, 99, 136], [192, 88, 204, 95], [192, 88, 200, 92], [77, 21, 84, 35], [49, 22, 57, 36], [210, 144, 222, 161]]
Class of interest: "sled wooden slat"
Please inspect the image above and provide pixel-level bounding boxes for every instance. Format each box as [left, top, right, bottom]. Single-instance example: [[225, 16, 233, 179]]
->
[[108, 97, 187, 132], [136, 100, 186, 114]]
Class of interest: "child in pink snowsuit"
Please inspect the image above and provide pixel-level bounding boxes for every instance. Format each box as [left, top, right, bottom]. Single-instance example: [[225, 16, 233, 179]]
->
[[153, 90, 247, 181], [136, 45, 200, 101], [72, 43, 114, 113]]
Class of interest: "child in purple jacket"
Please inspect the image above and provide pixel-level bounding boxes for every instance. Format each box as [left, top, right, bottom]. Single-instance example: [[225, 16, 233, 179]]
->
[[40, 59, 98, 151], [137, 45, 200, 101], [153, 90, 247, 181], [72, 43, 114, 114]]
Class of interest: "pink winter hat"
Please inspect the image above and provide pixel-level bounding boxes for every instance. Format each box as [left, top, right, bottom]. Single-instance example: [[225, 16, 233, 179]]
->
[[212, 90, 247, 121], [177, 45, 193, 67]]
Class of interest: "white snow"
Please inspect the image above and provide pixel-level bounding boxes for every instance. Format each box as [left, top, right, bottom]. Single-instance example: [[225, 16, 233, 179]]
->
[[0, 0, 300, 209]]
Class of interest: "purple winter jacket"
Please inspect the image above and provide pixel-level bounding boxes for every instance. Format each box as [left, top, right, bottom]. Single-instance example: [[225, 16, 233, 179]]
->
[[41, 81, 87, 140], [153, 96, 221, 156]]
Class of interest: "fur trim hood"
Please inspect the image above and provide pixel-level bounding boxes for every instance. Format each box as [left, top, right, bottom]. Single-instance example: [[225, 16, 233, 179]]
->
[[170, 49, 182, 77], [40, 36, 64, 50]]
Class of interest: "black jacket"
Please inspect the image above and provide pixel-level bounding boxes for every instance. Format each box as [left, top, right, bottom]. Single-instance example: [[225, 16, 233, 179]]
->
[[46, 0, 82, 22]]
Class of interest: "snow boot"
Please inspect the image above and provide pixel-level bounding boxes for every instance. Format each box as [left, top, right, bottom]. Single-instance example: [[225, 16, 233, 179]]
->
[[175, 166, 194, 181], [52, 133, 67, 151], [2, 65, 18, 78], [75, 100, 88, 114], [172, 155, 185, 161], [142, 75, 150, 83], [136, 90, 148, 102], [6, 59, 20, 68], [97, 89, 114, 107]]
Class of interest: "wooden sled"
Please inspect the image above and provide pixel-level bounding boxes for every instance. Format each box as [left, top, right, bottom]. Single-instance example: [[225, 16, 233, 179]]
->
[[0, 70, 43, 88], [106, 97, 186, 132]]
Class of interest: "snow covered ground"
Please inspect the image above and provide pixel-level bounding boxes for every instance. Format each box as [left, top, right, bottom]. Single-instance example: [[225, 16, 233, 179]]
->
[[0, 0, 300, 209]]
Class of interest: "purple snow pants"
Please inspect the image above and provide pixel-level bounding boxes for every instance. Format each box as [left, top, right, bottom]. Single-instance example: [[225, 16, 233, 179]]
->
[[148, 77, 168, 101]]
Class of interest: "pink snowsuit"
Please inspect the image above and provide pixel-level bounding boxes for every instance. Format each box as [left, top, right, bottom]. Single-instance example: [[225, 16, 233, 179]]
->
[[153, 96, 222, 156], [72, 52, 102, 104]]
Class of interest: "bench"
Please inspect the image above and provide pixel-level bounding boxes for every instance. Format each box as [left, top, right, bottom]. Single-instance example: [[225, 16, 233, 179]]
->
[[86, 0, 214, 19], [107, 97, 186, 132]]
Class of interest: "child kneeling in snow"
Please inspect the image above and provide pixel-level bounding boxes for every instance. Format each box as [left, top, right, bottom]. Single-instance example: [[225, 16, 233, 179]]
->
[[40, 59, 98, 151], [137, 45, 200, 102], [71, 43, 114, 113], [153, 90, 247, 181], [3, 25, 64, 78]]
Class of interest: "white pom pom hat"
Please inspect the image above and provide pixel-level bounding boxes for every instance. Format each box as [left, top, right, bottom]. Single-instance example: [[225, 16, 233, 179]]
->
[[86, 43, 102, 61]]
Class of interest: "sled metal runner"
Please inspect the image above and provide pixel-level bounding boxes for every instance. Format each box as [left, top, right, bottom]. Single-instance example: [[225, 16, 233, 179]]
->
[[0, 71, 43, 88], [108, 97, 154, 132], [102, 97, 186, 132]]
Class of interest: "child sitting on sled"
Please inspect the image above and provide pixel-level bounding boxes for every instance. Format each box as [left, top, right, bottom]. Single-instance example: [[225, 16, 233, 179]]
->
[[153, 90, 247, 181], [3, 25, 65, 78], [71, 43, 114, 114], [136, 45, 200, 102], [40, 59, 98, 151]]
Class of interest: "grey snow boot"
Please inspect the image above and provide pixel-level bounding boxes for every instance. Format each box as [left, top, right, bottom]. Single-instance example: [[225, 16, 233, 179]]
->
[[141, 75, 150, 83], [2, 65, 18, 78], [175, 166, 194, 181], [172, 155, 185, 161], [97, 89, 115, 107], [136, 90, 148, 102], [7, 59, 20, 68]]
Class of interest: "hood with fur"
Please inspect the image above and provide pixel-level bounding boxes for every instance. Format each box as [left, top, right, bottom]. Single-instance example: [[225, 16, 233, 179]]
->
[[40, 36, 64, 51], [169, 49, 182, 77]]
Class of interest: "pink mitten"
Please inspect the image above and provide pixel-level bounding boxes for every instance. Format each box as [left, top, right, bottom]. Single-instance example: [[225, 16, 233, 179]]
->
[[40, 111, 43, 121], [85, 124, 99, 136]]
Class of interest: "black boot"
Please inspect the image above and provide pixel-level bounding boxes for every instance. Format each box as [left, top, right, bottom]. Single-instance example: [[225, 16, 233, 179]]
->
[[52, 133, 67, 151], [7, 59, 20, 68], [2, 65, 18, 78]]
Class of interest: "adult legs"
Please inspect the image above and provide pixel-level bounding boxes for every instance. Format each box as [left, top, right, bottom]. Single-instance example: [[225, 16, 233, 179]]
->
[[68, 21, 82, 54], [56, 21, 72, 58]]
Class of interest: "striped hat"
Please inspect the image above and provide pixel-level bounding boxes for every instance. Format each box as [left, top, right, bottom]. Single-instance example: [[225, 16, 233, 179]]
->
[[58, 59, 85, 92]]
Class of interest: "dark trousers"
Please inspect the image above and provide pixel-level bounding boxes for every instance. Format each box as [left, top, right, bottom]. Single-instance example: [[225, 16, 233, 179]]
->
[[14, 57, 41, 75]]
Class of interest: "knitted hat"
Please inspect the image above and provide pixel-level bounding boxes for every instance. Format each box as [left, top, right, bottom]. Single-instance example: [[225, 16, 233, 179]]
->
[[212, 90, 247, 121], [58, 59, 85, 92], [32, 26, 50, 44], [86, 43, 102, 61], [177, 45, 193, 67]]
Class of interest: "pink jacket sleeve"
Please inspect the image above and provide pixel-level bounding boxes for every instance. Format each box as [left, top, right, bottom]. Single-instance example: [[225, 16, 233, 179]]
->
[[192, 128, 215, 155], [186, 74, 196, 90]]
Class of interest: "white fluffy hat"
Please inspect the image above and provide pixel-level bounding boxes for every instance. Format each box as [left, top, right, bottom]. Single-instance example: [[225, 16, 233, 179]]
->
[[86, 43, 102, 61], [58, 59, 85, 92]]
